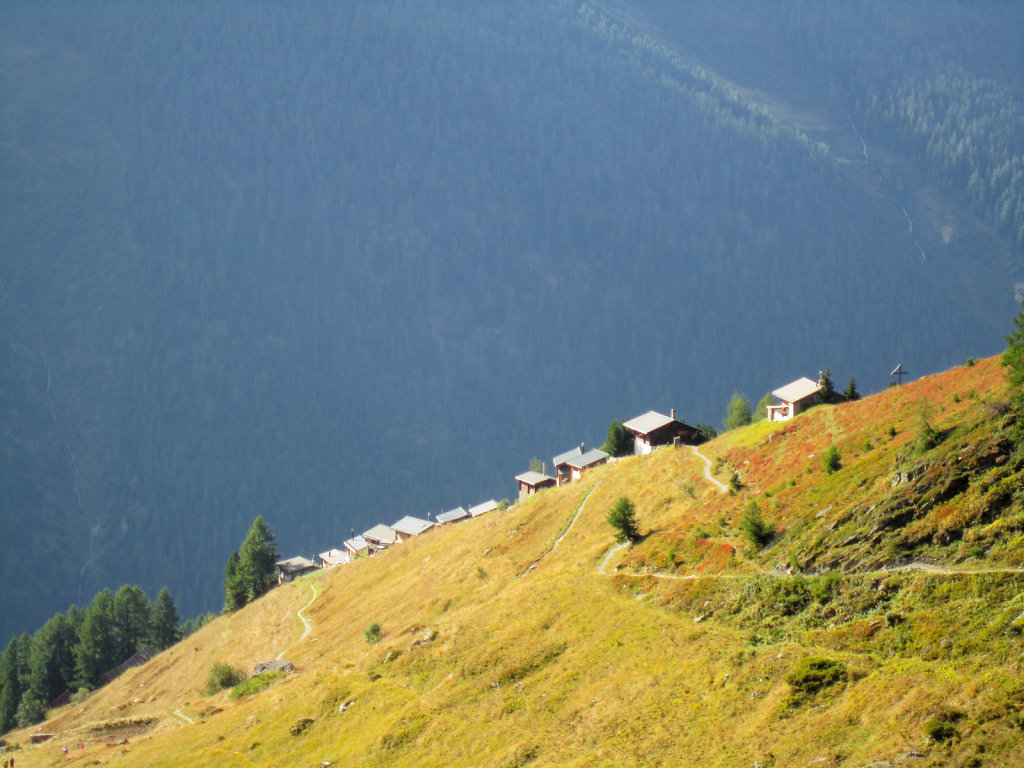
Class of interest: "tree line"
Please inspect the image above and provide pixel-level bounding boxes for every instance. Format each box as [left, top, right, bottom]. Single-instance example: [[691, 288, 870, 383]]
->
[[0, 514, 280, 735], [0, 584, 206, 734]]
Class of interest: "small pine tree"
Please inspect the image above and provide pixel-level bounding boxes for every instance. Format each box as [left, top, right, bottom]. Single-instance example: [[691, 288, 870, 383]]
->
[[823, 444, 841, 474], [724, 392, 752, 430], [602, 419, 633, 457], [843, 377, 860, 401], [740, 500, 773, 547], [755, 392, 774, 421], [606, 497, 641, 544], [363, 622, 383, 644], [223, 551, 246, 612], [819, 368, 835, 400]]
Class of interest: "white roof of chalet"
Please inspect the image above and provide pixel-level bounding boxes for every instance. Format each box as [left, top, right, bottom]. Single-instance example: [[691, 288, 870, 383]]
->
[[553, 445, 584, 467], [469, 499, 499, 517], [772, 377, 822, 404], [391, 516, 435, 536], [319, 548, 349, 566], [362, 524, 398, 544], [515, 471, 555, 485], [622, 410, 675, 435], [276, 555, 317, 571], [436, 506, 470, 524], [343, 535, 368, 552], [566, 448, 609, 469]]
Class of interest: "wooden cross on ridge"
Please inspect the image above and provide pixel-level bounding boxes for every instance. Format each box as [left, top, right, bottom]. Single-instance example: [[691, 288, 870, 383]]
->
[[891, 363, 908, 386]]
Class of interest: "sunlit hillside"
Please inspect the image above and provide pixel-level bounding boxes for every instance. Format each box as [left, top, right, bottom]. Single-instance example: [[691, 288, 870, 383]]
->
[[4, 357, 1022, 767]]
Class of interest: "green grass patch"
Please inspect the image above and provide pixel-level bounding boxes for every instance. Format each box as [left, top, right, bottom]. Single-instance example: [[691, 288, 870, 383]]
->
[[230, 670, 285, 699]]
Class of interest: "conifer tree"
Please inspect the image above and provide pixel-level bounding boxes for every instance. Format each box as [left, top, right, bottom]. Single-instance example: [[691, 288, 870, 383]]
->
[[224, 550, 246, 611], [843, 376, 861, 401], [74, 589, 117, 690], [819, 368, 835, 400], [606, 497, 641, 544], [27, 613, 77, 705], [237, 516, 279, 601], [224, 516, 280, 610], [724, 392, 752, 430], [112, 585, 152, 660], [602, 419, 633, 457], [0, 637, 23, 733], [149, 588, 181, 650]]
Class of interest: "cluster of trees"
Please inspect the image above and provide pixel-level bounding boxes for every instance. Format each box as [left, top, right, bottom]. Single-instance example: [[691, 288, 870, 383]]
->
[[0, 585, 196, 734], [224, 517, 279, 612]]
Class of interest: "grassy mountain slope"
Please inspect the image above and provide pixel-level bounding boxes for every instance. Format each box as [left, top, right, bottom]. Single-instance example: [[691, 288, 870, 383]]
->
[[5, 357, 1022, 766]]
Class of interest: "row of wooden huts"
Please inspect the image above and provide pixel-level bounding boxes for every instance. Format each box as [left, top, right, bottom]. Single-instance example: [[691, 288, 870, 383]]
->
[[514, 407, 701, 499], [274, 499, 501, 581], [514, 374, 827, 499], [276, 376, 827, 581]]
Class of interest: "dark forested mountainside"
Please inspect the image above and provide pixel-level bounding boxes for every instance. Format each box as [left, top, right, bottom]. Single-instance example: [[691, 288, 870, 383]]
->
[[1, 0, 1020, 642], [620, 0, 1024, 253]]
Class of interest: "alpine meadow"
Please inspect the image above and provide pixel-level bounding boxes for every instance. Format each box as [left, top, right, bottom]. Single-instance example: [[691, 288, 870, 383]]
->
[[1, 6, 1022, 755]]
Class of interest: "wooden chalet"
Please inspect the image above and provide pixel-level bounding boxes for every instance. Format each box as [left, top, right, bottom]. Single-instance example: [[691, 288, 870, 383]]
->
[[436, 506, 470, 525], [564, 447, 609, 480], [391, 516, 435, 541], [362, 524, 399, 553], [317, 548, 350, 568], [766, 376, 823, 422], [468, 499, 499, 517], [515, 470, 556, 499], [622, 409, 699, 455], [275, 555, 319, 583], [553, 445, 584, 486], [343, 535, 369, 558]]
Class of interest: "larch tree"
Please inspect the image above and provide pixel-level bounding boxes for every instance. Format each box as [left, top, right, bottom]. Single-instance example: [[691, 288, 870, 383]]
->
[[74, 589, 117, 690], [724, 392, 753, 430], [112, 585, 152, 660], [149, 587, 181, 650], [225, 516, 280, 609]]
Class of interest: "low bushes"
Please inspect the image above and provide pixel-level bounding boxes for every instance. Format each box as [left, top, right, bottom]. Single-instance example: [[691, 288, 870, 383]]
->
[[203, 662, 245, 696], [785, 656, 847, 704]]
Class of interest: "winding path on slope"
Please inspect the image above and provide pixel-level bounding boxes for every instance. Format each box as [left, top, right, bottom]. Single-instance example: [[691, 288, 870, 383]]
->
[[171, 707, 194, 724], [520, 482, 600, 576], [276, 581, 318, 661], [594, 550, 1024, 584], [690, 445, 728, 493]]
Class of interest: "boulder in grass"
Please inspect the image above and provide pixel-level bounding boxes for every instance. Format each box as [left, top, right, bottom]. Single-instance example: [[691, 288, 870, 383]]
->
[[252, 660, 295, 676]]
